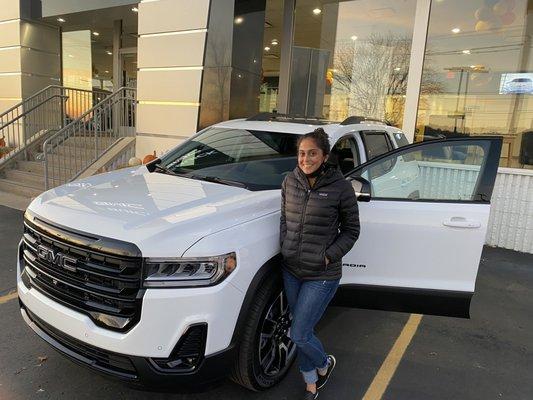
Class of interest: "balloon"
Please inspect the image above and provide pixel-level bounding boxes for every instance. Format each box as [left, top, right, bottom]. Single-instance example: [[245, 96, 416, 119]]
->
[[475, 6, 493, 21], [493, 1, 509, 16], [500, 11, 516, 25]]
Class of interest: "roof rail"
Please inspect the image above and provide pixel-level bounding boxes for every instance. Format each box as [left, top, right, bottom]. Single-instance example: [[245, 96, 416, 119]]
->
[[246, 112, 331, 125], [340, 116, 391, 126]]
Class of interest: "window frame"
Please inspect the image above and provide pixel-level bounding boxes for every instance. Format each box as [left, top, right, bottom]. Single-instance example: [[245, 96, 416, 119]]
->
[[348, 137, 502, 204], [360, 130, 395, 162]]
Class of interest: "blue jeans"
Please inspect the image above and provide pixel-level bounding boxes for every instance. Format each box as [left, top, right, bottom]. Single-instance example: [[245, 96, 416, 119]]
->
[[282, 269, 340, 384]]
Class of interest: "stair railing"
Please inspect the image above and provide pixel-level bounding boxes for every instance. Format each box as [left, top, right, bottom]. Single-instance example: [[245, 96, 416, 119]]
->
[[43, 87, 136, 190], [0, 85, 110, 170]]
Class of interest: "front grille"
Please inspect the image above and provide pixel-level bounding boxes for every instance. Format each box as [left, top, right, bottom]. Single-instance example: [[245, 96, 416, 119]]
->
[[22, 213, 144, 331], [25, 307, 138, 379]]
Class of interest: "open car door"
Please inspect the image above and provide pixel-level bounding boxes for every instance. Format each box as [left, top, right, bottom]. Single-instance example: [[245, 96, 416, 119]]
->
[[335, 137, 502, 318]]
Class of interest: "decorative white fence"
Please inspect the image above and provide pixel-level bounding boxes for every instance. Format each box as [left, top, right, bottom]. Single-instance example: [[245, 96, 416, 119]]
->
[[486, 168, 533, 254]]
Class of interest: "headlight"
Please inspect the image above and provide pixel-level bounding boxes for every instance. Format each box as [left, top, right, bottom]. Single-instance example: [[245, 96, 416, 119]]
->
[[143, 252, 237, 288]]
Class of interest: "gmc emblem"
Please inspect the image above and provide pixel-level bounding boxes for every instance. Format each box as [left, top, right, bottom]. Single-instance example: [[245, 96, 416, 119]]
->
[[37, 245, 78, 272]]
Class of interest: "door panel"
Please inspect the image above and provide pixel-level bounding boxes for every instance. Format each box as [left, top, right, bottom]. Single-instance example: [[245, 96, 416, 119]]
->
[[337, 137, 502, 318]]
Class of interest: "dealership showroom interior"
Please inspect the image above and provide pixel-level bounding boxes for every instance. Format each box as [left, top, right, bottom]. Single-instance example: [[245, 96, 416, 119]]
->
[[0, 0, 532, 399]]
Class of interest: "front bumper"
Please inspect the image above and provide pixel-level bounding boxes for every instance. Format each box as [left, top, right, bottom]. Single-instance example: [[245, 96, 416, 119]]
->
[[20, 299, 236, 390]]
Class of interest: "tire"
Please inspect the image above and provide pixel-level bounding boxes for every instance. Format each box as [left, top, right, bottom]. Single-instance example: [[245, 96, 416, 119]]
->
[[230, 274, 297, 391]]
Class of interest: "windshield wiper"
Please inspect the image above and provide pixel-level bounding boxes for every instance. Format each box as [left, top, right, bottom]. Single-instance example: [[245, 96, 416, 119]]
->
[[150, 162, 182, 177], [189, 174, 248, 189]]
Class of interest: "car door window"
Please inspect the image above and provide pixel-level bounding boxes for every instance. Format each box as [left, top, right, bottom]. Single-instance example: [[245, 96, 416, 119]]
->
[[352, 139, 499, 202], [361, 131, 396, 179], [361, 131, 393, 160], [331, 136, 360, 174]]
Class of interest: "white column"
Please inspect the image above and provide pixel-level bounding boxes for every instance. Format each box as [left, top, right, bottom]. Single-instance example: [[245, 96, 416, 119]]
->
[[401, 0, 432, 142], [136, 0, 210, 158], [0, 1, 22, 114]]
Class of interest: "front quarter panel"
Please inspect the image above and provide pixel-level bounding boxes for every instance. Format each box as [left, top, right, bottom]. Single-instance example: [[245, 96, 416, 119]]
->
[[181, 210, 282, 295]]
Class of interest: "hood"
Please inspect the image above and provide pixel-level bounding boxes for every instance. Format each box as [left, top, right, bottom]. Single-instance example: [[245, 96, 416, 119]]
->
[[28, 167, 280, 257]]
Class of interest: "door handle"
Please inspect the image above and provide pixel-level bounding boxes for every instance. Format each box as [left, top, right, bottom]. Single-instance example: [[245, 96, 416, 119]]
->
[[443, 217, 481, 229]]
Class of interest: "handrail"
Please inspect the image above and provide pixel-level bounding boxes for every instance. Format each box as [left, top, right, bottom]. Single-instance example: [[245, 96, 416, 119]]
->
[[0, 94, 69, 131], [43, 87, 136, 190], [0, 86, 112, 174], [0, 85, 109, 121]]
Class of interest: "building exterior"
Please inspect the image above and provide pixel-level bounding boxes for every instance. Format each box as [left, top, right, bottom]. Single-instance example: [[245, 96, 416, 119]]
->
[[0, 0, 532, 251]]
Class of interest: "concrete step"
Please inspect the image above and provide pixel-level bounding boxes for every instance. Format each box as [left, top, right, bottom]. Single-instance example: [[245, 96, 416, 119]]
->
[[4, 169, 44, 187], [0, 178, 43, 198], [61, 136, 115, 147], [52, 143, 111, 157], [16, 161, 74, 179], [45, 154, 95, 169]]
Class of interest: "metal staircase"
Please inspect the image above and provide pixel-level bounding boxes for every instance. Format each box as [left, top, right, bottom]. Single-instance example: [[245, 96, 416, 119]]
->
[[43, 87, 136, 189], [0, 86, 135, 201]]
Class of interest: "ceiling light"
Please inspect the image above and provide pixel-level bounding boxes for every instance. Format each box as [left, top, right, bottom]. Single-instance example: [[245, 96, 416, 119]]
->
[[235, 16, 244, 24], [132, 7, 138, 12], [57, 18, 66, 23], [462, 49, 471, 54], [394, 67, 401, 71], [271, 39, 279, 46], [351, 35, 358, 41], [264, 46, 270, 51], [92, 31, 100, 36], [313, 8, 322, 15], [106, 51, 112, 55], [451, 27, 460, 34]]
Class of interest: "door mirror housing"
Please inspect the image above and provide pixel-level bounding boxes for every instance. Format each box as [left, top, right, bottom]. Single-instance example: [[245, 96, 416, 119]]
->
[[350, 176, 371, 202]]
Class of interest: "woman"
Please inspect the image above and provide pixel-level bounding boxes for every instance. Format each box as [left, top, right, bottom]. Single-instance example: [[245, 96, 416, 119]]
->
[[280, 128, 360, 399]]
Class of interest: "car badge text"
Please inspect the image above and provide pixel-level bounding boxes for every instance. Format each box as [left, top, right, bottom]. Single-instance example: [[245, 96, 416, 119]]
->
[[37, 245, 78, 272]]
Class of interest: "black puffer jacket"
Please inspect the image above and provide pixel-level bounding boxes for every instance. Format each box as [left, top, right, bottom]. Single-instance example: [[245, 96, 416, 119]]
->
[[280, 164, 360, 280]]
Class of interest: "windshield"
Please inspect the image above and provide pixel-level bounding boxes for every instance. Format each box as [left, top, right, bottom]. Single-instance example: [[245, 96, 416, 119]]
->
[[158, 127, 299, 190]]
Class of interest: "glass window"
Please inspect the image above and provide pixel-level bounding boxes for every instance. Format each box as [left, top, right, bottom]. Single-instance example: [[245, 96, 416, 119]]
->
[[415, 0, 533, 169], [355, 141, 490, 201], [290, 0, 417, 126], [331, 136, 360, 174], [361, 131, 393, 160], [161, 128, 298, 191]]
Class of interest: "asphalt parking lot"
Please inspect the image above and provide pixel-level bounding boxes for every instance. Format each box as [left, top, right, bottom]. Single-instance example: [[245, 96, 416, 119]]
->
[[1, 205, 532, 400]]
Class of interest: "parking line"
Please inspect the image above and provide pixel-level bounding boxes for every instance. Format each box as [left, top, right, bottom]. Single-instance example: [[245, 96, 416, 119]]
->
[[0, 291, 18, 305], [362, 314, 423, 400]]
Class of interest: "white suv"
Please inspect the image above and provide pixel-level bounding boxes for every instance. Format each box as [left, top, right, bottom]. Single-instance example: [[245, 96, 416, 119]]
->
[[17, 114, 502, 391]]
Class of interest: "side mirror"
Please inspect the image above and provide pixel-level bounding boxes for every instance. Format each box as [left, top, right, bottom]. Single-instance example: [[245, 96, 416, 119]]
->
[[350, 176, 371, 202]]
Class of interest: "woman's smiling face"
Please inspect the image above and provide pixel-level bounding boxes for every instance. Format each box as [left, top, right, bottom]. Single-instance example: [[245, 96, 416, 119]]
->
[[298, 138, 329, 175]]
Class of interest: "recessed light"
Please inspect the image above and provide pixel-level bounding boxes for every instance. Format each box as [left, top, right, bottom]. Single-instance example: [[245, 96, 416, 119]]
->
[[351, 35, 358, 41], [313, 8, 322, 15], [105, 70, 109, 73], [131, 7, 138, 12], [271, 39, 279, 46], [57, 18, 66, 23], [106, 51, 112, 55], [235, 16, 244, 24], [92, 31, 100, 36], [264, 46, 270, 51], [451, 27, 460, 34], [68, 54, 74, 58], [462, 49, 471, 54]]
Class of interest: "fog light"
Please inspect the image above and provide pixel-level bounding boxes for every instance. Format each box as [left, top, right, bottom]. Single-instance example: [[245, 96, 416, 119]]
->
[[151, 324, 207, 372]]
